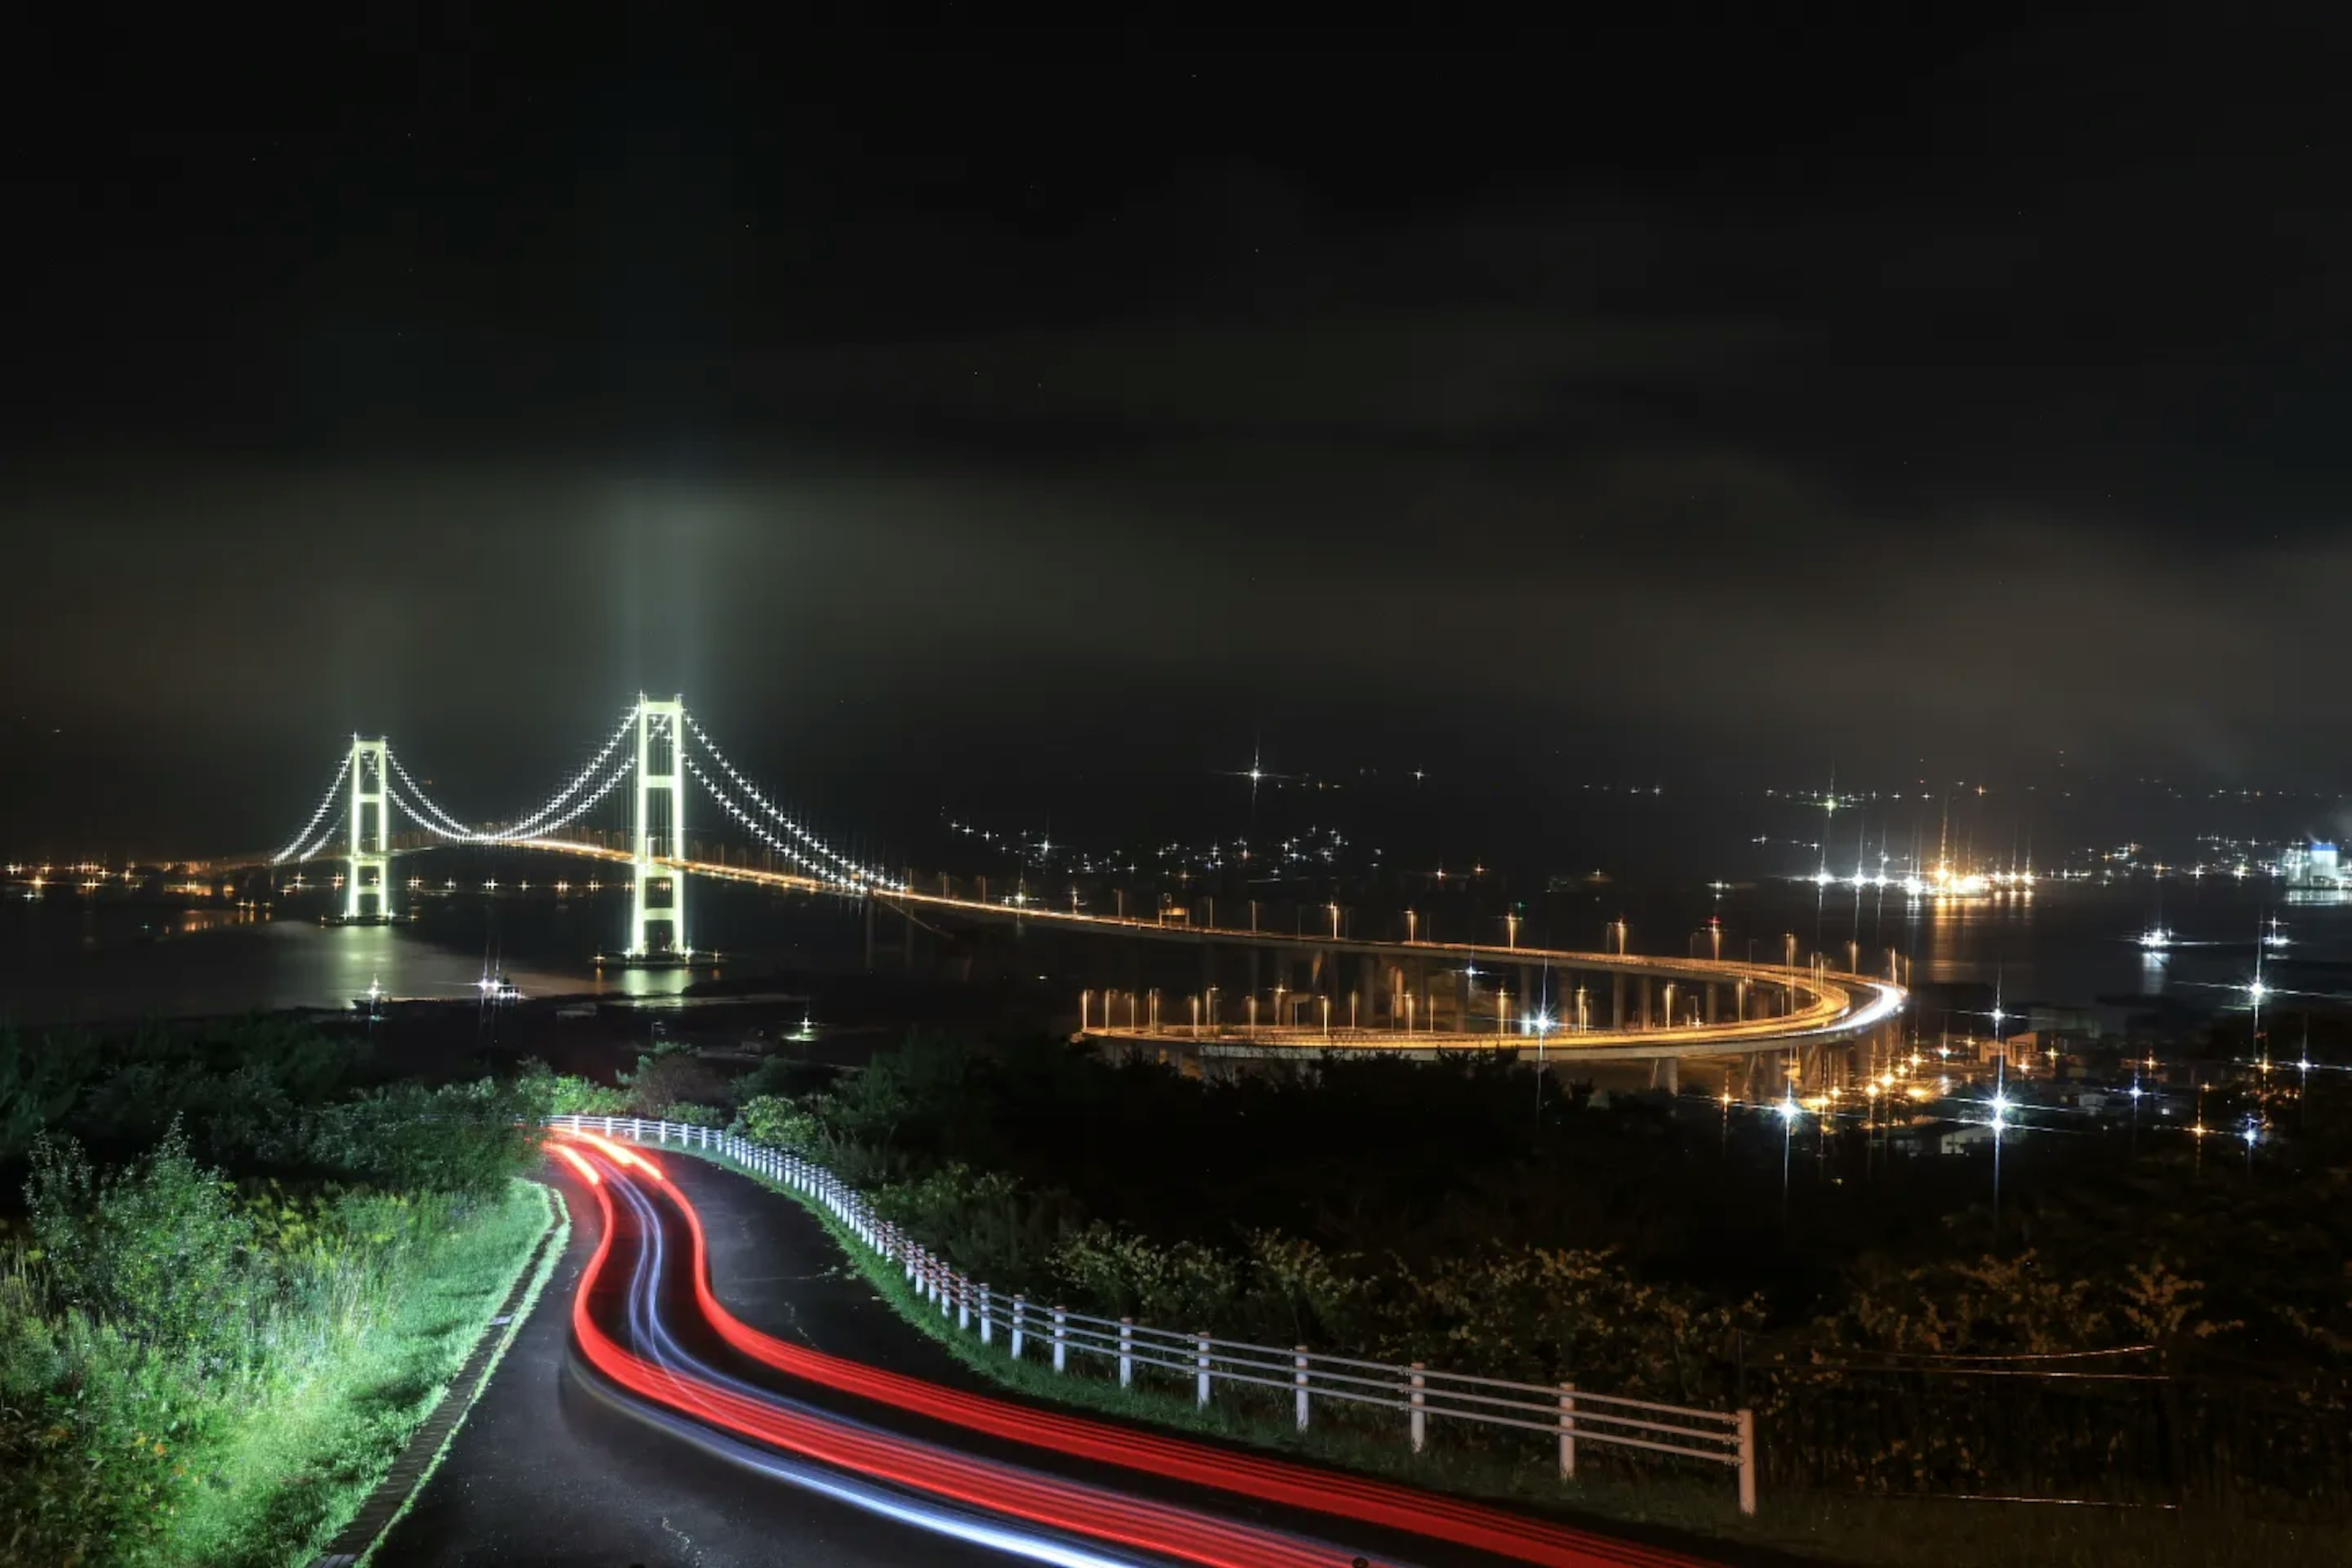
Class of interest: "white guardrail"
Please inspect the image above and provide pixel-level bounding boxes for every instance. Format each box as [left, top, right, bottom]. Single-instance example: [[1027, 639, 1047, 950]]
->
[[549, 1114, 1759, 1515]]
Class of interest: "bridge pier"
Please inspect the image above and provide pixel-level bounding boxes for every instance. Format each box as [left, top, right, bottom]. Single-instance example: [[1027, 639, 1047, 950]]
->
[[627, 696, 688, 958], [1611, 974, 1626, 1029], [344, 736, 390, 921]]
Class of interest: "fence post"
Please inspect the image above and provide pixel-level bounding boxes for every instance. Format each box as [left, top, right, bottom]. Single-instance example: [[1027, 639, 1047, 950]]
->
[[1196, 1332, 1211, 1408], [980, 1284, 992, 1344], [1119, 1318, 1134, 1387], [1558, 1382, 1577, 1479], [1409, 1363, 1427, 1453], [1011, 1296, 1026, 1359], [1053, 1308, 1068, 1373], [1295, 1347, 1310, 1430], [957, 1275, 970, 1330], [1736, 1409, 1757, 1517]]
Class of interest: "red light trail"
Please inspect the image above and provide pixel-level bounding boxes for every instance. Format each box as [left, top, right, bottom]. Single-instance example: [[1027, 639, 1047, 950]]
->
[[564, 1140, 1403, 1567], [552, 1134, 1724, 1568]]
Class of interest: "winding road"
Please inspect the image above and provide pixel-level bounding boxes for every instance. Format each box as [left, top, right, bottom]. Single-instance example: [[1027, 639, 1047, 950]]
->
[[373, 1144, 1743, 1567]]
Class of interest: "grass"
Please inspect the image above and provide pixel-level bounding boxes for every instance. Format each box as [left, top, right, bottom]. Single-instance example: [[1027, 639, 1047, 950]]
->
[[355, 1180, 568, 1566], [684, 1144, 2348, 1568], [161, 1180, 557, 1568]]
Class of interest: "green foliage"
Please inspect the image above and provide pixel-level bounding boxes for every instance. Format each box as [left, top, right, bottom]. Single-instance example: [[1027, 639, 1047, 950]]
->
[[734, 1055, 834, 1102], [879, 1164, 1079, 1296], [781, 1030, 2352, 1509], [739, 1093, 820, 1152], [658, 1101, 726, 1129], [620, 1042, 729, 1120], [0, 1020, 557, 1566], [0, 1020, 363, 1172], [0, 1262, 216, 1567], [546, 1074, 630, 1117], [304, 1078, 541, 1197], [26, 1126, 254, 1363]]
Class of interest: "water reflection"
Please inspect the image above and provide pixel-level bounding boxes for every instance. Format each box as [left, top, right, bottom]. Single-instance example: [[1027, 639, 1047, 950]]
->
[[0, 908, 693, 1026]]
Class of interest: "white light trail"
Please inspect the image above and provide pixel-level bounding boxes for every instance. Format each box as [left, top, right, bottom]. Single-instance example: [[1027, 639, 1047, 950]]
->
[[270, 754, 352, 864]]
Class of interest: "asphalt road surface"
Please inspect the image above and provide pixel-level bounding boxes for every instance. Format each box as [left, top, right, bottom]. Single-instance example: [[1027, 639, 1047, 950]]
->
[[374, 1147, 1735, 1568]]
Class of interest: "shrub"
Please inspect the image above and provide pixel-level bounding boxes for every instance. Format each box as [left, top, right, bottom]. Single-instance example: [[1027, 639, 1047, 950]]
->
[[545, 1073, 631, 1117], [622, 1046, 729, 1120], [740, 1094, 820, 1152], [303, 1078, 540, 1197], [25, 1126, 254, 1362], [0, 1283, 210, 1568]]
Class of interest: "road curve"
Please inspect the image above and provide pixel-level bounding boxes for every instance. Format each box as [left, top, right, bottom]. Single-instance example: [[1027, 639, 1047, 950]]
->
[[559, 1134, 1393, 1566], [369, 1137, 1750, 1566], [535, 1132, 1736, 1568]]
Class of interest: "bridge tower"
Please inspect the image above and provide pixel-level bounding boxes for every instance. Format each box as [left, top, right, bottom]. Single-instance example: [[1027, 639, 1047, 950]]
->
[[627, 696, 688, 958], [346, 736, 391, 920]]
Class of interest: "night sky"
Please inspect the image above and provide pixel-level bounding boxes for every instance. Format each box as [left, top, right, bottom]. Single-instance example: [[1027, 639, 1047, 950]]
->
[[6, 10, 2351, 858]]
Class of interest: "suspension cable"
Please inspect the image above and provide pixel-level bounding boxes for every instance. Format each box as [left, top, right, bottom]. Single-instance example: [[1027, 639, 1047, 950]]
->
[[271, 753, 352, 864], [499, 758, 634, 840], [375, 704, 641, 844], [383, 748, 477, 839], [682, 712, 899, 889], [284, 821, 340, 865], [682, 752, 872, 890], [383, 781, 471, 842], [502, 703, 641, 837]]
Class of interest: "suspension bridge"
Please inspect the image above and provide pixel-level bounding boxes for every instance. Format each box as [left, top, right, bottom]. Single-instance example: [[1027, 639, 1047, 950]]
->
[[235, 695, 1904, 1063]]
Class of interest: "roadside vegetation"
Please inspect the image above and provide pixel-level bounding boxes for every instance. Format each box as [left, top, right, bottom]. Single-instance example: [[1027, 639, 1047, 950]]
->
[[0, 1022, 552, 1568], [679, 1029, 2352, 1556]]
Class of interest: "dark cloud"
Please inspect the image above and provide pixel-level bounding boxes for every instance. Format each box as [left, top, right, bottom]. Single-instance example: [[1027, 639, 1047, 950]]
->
[[6, 10, 2352, 854]]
